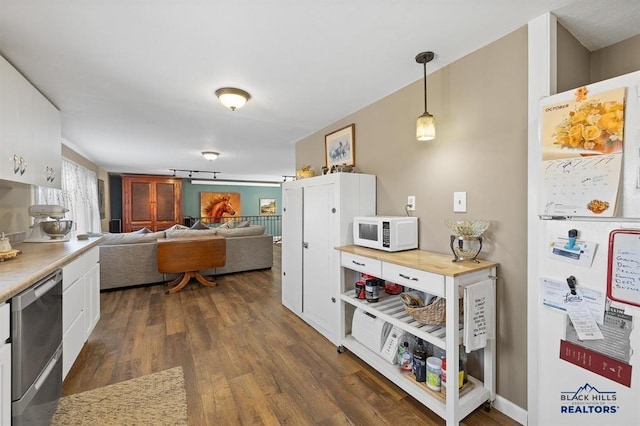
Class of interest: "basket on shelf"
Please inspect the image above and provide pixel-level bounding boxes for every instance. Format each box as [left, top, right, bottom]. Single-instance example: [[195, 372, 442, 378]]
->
[[403, 297, 463, 326]]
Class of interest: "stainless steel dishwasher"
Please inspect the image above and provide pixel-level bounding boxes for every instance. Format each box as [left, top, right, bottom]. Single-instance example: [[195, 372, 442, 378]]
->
[[11, 269, 63, 425]]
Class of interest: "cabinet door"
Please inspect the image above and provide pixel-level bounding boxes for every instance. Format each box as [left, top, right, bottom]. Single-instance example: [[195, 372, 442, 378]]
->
[[127, 180, 154, 231], [303, 183, 338, 339], [0, 57, 32, 184], [30, 92, 61, 188], [0, 343, 10, 426], [281, 186, 303, 314], [0, 303, 9, 426], [0, 57, 18, 181], [84, 263, 100, 338], [155, 181, 180, 231]]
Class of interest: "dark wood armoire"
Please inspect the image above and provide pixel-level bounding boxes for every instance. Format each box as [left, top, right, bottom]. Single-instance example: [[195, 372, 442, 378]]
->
[[121, 174, 182, 232]]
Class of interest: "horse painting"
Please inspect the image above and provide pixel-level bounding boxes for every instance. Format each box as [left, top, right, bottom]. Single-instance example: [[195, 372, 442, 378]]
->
[[201, 193, 238, 223]]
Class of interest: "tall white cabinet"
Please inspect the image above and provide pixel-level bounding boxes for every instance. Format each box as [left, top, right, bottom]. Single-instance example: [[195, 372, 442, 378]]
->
[[281, 173, 376, 345]]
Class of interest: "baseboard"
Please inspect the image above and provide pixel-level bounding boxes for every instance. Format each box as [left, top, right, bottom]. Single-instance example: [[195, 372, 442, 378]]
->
[[493, 394, 527, 425]]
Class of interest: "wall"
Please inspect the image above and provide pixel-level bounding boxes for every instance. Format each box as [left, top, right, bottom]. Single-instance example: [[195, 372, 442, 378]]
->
[[182, 180, 282, 218], [0, 180, 32, 235], [557, 24, 591, 93], [296, 27, 529, 408], [557, 27, 640, 92], [591, 33, 640, 83], [107, 177, 281, 231]]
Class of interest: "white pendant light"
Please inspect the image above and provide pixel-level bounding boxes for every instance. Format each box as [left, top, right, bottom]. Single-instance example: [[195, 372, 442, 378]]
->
[[215, 87, 251, 111], [415, 51, 435, 141], [202, 151, 220, 161]]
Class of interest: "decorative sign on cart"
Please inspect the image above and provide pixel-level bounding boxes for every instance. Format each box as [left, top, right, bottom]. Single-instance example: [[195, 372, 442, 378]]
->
[[539, 87, 626, 217], [607, 229, 640, 307]]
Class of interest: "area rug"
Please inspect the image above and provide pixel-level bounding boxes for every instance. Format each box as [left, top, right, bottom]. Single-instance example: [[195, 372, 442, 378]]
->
[[51, 366, 187, 425]]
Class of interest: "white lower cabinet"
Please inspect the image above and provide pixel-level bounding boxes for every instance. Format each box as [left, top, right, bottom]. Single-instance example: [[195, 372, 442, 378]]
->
[[337, 246, 497, 426], [62, 247, 100, 379], [0, 303, 10, 426]]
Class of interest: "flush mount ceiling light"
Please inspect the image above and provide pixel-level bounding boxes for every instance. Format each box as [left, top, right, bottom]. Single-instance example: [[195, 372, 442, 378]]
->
[[415, 51, 435, 141], [215, 87, 251, 111], [202, 151, 220, 161]]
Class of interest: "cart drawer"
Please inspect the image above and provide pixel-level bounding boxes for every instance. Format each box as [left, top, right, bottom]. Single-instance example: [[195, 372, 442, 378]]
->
[[341, 253, 382, 276], [382, 262, 445, 297]]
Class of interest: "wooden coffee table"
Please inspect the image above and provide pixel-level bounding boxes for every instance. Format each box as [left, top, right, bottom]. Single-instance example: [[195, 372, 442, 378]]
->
[[157, 236, 226, 293]]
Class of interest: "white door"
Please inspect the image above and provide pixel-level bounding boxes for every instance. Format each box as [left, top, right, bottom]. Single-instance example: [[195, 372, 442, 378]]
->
[[281, 186, 303, 314], [303, 182, 337, 339]]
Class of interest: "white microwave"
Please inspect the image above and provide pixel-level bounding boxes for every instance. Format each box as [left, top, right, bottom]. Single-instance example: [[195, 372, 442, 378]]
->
[[353, 216, 418, 252]]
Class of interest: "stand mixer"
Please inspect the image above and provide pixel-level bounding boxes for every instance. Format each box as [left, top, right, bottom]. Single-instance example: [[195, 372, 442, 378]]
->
[[24, 205, 73, 243]]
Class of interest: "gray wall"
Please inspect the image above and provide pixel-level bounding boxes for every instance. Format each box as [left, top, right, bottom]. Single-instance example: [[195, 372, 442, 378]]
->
[[592, 33, 640, 83], [558, 27, 640, 91], [294, 24, 640, 411], [296, 27, 529, 408], [182, 180, 282, 218], [557, 24, 591, 92]]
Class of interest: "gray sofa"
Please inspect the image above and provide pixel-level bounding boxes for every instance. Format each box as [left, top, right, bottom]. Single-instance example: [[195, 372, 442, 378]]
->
[[99, 225, 273, 290]]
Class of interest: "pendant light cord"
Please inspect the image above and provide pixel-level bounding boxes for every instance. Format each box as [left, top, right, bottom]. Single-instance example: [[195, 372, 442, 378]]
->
[[423, 61, 428, 113]]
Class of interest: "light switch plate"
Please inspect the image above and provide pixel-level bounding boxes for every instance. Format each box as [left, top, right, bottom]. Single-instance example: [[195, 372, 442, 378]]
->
[[453, 192, 467, 212]]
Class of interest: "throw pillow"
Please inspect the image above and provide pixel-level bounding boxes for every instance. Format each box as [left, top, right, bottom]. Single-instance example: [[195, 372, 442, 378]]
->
[[218, 221, 234, 229], [133, 227, 152, 234], [236, 220, 250, 228], [167, 224, 190, 231], [190, 219, 209, 230]]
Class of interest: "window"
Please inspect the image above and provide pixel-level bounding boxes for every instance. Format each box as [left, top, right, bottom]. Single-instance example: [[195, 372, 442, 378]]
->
[[35, 158, 102, 234]]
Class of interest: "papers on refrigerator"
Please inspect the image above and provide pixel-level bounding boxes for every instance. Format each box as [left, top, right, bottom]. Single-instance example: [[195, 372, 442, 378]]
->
[[540, 278, 604, 340]]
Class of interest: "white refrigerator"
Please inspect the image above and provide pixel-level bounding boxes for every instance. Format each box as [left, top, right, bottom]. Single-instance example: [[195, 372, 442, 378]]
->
[[528, 70, 640, 425]]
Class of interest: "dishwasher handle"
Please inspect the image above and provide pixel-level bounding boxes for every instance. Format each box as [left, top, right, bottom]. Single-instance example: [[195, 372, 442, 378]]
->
[[34, 278, 58, 299], [11, 269, 62, 311]]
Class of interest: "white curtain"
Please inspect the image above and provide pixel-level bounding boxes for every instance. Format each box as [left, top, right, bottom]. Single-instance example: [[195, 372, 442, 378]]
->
[[35, 158, 102, 234]]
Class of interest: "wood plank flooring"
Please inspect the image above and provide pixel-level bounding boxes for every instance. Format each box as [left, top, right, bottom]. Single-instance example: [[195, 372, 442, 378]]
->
[[63, 245, 520, 425]]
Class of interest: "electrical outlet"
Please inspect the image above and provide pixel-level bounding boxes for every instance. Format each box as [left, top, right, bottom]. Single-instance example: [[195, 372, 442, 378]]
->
[[453, 192, 467, 212], [407, 195, 416, 211]]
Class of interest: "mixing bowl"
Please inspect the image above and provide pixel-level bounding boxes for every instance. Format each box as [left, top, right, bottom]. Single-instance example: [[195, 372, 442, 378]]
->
[[40, 220, 74, 239]]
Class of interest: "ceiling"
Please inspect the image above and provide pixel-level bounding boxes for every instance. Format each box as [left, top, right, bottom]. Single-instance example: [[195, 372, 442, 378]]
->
[[1, 0, 639, 182]]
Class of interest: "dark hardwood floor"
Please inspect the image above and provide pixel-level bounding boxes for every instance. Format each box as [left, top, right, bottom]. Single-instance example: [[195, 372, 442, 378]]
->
[[63, 245, 519, 425]]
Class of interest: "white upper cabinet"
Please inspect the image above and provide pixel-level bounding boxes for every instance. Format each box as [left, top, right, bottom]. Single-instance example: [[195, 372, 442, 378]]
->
[[0, 55, 61, 188]]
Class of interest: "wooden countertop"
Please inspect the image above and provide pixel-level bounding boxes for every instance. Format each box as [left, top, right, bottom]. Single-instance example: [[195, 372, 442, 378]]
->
[[0, 236, 104, 303], [335, 245, 497, 277]]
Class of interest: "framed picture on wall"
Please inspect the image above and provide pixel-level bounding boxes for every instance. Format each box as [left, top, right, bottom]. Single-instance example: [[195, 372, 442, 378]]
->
[[259, 198, 276, 215], [200, 192, 241, 223], [325, 123, 355, 168]]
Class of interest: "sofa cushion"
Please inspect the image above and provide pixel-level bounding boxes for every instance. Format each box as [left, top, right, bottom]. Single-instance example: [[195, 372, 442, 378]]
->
[[165, 228, 218, 239], [133, 227, 152, 234], [216, 225, 266, 238], [101, 231, 165, 245]]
